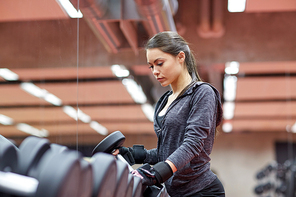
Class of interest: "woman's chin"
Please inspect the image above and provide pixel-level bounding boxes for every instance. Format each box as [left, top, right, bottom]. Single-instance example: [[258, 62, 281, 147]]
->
[[160, 82, 169, 87]]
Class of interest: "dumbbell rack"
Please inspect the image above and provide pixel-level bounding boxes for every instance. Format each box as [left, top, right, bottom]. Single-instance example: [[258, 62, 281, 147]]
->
[[0, 133, 169, 197], [254, 160, 296, 197]]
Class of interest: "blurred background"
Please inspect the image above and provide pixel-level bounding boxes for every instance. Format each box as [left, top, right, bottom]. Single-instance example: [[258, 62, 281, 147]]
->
[[0, 0, 296, 196]]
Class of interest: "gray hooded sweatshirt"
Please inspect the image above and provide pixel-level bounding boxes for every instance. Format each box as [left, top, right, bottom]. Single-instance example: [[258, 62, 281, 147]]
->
[[144, 82, 223, 197]]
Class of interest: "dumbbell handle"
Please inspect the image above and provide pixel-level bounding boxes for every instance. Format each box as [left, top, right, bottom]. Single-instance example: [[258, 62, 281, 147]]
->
[[117, 154, 135, 172], [0, 171, 38, 196]]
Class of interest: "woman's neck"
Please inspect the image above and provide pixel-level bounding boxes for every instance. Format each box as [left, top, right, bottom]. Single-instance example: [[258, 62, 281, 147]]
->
[[170, 72, 192, 96]]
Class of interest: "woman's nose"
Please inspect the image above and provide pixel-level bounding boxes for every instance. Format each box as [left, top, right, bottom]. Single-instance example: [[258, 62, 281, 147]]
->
[[152, 68, 159, 76]]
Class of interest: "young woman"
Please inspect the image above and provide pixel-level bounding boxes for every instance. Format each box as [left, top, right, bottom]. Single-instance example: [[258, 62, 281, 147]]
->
[[119, 31, 225, 197]]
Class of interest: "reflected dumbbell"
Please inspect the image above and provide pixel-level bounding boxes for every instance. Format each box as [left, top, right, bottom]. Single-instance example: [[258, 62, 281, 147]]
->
[[19, 136, 98, 197], [0, 136, 81, 197], [0, 135, 85, 197], [17, 136, 51, 177]]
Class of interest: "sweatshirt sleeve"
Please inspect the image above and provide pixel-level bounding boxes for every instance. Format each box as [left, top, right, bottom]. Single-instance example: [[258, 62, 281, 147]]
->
[[167, 84, 219, 170]]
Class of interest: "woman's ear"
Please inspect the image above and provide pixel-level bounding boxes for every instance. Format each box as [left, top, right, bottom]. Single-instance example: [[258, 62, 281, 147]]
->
[[177, 51, 185, 64]]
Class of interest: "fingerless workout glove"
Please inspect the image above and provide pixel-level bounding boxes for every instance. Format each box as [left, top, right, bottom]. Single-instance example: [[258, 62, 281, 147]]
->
[[132, 162, 173, 187], [119, 145, 147, 165]]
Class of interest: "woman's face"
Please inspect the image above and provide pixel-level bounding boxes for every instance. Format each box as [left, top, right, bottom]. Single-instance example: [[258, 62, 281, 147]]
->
[[146, 48, 185, 87]]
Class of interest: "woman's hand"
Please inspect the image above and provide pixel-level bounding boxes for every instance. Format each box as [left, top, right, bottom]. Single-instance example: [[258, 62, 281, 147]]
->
[[131, 161, 174, 187], [112, 149, 120, 156]]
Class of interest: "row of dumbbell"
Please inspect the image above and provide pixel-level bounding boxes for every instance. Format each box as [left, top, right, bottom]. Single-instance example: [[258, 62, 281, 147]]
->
[[0, 135, 150, 197]]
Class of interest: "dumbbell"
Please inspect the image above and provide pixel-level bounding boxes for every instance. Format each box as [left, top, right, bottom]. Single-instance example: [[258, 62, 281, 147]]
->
[[79, 159, 93, 197], [51, 143, 93, 197], [17, 136, 51, 177], [92, 130, 133, 170], [115, 160, 129, 197], [0, 135, 82, 197], [92, 131, 144, 197], [91, 131, 129, 197], [90, 152, 118, 197], [34, 150, 82, 197], [20, 136, 120, 197], [50, 141, 93, 197], [26, 136, 122, 197], [126, 174, 135, 197], [0, 135, 20, 197], [18, 136, 97, 197], [92, 131, 171, 197], [0, 135, 18, 173], [92, 131, 161, 197]]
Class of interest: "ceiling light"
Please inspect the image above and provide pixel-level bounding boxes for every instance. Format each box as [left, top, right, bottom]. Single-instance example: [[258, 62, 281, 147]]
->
[[111, 64, 130, 78], [57, 0, 83, 18], [225, 61, 240, 75], [223, 102, 235, 120], [77, 109, 91, 123], [223, 75, 237, 101], [228, 0, 246, 12], [90, 121, 108, 135], [63, 106, 92, 123], [16, 123, 48, 137], [141, 103, 154, 122], [63, 106, 78, 121], [222, 122, 233, 133], [0, 68, 19, 81], [44, 93, 62, 106], [122, 78, 147, 104], [291, 122, 296, 133], [0, 114, 14, 125], [20, 82, 47, 98], [21, 82, 63, 106]]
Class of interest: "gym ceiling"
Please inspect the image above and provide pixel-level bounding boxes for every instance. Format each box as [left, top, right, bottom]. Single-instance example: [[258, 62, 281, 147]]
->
[[0, 0, 296, 144]]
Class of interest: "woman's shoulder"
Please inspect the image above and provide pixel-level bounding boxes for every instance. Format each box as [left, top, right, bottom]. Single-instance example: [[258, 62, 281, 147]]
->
[[190, 81, 222, 106], [191, 81, 223, 126], [190, 81, 218, 95]]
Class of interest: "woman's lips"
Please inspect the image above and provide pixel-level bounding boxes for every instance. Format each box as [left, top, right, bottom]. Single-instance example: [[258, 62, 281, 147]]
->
[[157, 78, 164, 82]]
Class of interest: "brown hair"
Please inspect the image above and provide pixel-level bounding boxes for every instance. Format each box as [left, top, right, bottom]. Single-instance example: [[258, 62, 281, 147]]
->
[[145, 31, 202, 82]]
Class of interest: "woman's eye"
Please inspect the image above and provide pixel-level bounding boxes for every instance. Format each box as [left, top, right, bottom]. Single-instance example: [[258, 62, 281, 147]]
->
[[148, 62, 162, 70]]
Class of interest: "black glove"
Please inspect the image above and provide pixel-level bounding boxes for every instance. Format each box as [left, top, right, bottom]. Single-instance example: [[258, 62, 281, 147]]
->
[[131, 162, 173, 187], [119, 145, 147, 165]]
